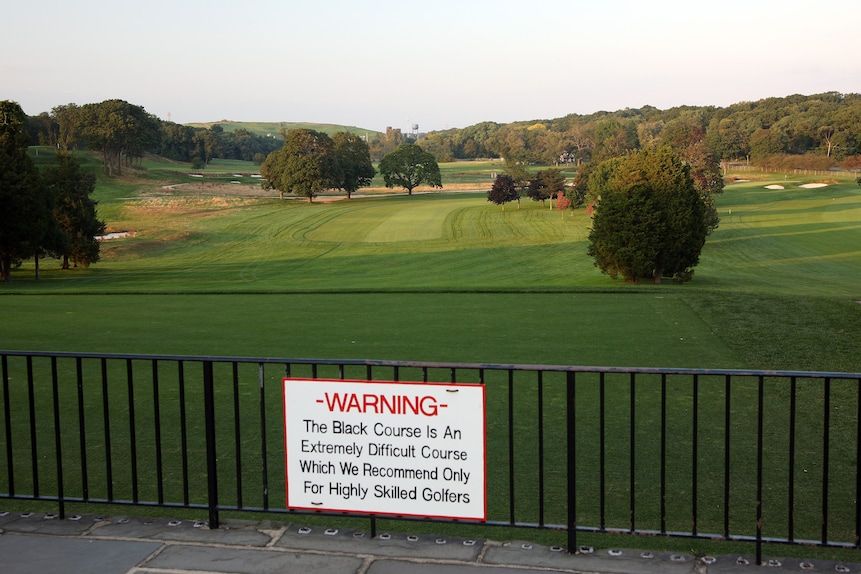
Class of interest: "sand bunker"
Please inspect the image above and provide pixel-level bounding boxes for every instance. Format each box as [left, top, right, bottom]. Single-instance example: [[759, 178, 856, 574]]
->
[[765, 185, 784, 190], [96, 232, 132, 240], [799, 183, 829, 188]]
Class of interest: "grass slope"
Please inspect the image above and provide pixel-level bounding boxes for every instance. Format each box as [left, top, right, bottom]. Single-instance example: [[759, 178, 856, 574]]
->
[[184, 120, 381, 138], [3, 168, 861, 372]]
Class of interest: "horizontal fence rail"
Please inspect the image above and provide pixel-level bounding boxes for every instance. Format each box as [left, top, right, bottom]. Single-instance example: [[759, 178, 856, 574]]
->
[[1, 350, 860, 564]]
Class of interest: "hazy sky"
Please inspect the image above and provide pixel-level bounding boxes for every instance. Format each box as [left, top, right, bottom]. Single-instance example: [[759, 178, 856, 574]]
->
[[4, 0, 859, 132]]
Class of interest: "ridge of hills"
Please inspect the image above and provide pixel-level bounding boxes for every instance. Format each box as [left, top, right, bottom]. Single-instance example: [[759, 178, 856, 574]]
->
[[184, 120, 382, 138]]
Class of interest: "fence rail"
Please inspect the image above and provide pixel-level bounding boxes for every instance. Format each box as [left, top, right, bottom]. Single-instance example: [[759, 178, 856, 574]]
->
[[2, 350, 860, 564]]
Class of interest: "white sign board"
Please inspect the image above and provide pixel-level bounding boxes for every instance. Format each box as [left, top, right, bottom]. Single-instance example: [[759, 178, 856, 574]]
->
[[283, 378, 486, 521]]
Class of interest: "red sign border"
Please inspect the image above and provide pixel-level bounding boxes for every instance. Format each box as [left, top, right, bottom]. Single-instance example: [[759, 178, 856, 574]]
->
[[282, 377, 487, 522]]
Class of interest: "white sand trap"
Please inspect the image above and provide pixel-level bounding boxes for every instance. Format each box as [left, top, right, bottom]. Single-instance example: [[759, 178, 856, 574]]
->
[[96, 232, 132, 240], [765, 184, 784, 189], [799, 183, 828, 188]]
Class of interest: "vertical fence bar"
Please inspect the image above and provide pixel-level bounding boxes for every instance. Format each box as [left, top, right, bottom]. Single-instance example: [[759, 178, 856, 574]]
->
[[50, 357, 64, 518], [599, 372, 606, 531], [856, 378, 861, 548], [203, 361, 219, 529], [232, 362, 243, 509], [127, 359, 139, 504], [629, 372, 636, 533], [660, 373, 667, 535], [2, 355, 14, 496], [537, 371, 545, 527], [152, 360, 164, 505], [692, 374, 699, 536], [756, 375, 764, 565], [75, 357, 88, 501], [788, 377, 797, 542], [27, 356, 39, 498], [508, 369, 516, 525], [260, 364, 270, 510], [822, 377, 831, 545], [566, 371, 577, 552], [723, 374, 731, 539], [178, 361, 189, 507], [101, 358, 113, 501]]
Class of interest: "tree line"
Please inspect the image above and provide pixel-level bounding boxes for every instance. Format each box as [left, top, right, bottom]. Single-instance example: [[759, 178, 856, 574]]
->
[[25, 100, 283, 174], [419, 92, 861, 169], [21, 92, 861, 175], [260, 129, 441, 202]]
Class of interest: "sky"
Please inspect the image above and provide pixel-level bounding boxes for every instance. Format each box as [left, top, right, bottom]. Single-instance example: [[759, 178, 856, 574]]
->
[[3, 0, 860, 133]]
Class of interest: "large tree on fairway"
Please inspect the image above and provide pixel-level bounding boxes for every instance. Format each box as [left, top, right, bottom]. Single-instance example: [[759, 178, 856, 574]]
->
[[44, 153, 105, 269], [78, 99, 161, 176], [487, 174, 519, 210], [260, 129, 341, 202], [586, 147, 708, 283], [331, 132, 375, 199], [0, 100, 54, 282], [378, 143, 442, 195]]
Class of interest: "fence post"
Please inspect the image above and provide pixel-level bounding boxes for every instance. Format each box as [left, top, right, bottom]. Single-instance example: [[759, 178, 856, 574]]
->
[[203, 361, 220, 529], [566, 371, 577, 552], [51, 357, 65, 519]]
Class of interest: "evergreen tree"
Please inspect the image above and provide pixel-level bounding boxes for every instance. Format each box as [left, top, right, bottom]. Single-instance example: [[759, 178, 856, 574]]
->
[[0, 100, 54, 282], [44, 152, 105, 268], [587, 147, 708, 283]]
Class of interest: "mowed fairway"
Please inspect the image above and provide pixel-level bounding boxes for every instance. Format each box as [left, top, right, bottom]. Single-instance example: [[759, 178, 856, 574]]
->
[[2, 175, 861, 373]]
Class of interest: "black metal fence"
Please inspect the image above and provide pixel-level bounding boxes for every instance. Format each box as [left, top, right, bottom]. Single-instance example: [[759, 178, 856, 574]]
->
[[2, 350, 860, 564]]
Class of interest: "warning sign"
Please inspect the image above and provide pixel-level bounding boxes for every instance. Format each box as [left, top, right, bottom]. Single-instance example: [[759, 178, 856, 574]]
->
[[283, 378, 486, 521]]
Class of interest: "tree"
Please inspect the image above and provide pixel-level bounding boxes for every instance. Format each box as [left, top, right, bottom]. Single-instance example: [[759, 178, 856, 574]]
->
[[487, 174, 519, 210], [555, 191, 571, 213], [43, 152, 105, 269], [592, 118, 639, 163], [331, 132, 375, 199], [526, 168, 565, 208], [586, 147, 708, 284], [0, 100, 55, 282], [260, 129, 340, 202], [77, 99, 161, 176], [51, 103, 81, 151], [502, 157, 530, 190], [192, 126, 222, 165], [378, 143, 442, 195]]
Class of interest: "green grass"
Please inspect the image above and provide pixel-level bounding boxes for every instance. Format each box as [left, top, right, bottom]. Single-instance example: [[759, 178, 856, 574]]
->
[[5, 171, 860, 371], [2, 162, 861, 561]]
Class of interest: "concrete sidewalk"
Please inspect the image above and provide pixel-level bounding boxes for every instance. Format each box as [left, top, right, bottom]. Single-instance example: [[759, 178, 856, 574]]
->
[[0, 511, 858, 574]]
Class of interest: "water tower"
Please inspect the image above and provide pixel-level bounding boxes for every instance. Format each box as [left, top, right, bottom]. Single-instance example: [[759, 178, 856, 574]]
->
[[411, 124, 419, 138]]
